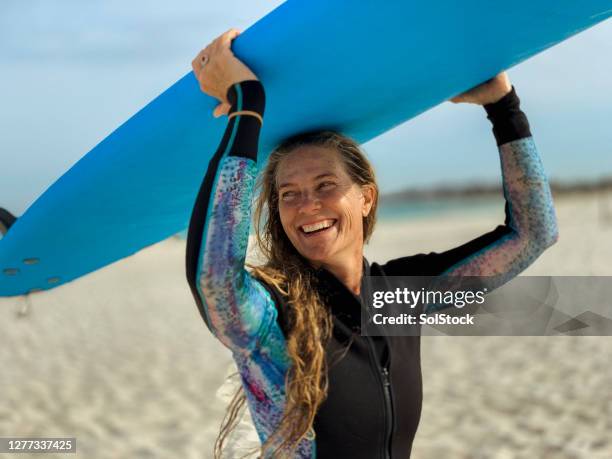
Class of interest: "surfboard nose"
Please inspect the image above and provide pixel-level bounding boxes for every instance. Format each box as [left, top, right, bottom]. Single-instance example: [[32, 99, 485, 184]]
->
[[0, 208, 17, 235]]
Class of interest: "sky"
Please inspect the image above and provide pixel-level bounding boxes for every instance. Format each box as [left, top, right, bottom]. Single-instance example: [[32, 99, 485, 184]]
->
[[1, 1, 611, 216]]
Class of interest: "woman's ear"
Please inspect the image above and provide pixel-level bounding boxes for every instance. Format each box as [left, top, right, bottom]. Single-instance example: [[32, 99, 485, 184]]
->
[[361, 184, 376, 217]]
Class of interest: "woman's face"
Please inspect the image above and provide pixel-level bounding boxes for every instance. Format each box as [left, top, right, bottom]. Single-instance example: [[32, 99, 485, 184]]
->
[[275, 145, 374, 268]]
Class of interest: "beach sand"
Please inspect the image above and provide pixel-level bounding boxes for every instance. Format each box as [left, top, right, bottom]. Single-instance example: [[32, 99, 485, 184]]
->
[[1, 192, 611, 458]]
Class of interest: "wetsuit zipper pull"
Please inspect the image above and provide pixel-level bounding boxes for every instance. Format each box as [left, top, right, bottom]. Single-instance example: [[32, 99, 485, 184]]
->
[[381, 366, 391, 387]]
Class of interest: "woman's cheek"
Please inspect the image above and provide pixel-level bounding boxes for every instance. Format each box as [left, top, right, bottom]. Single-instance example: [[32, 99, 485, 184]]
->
[[341, 208, 354, 234], [278, 209, 292, 239]]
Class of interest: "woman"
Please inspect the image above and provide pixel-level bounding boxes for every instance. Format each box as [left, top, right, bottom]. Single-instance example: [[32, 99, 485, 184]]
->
[[186, 29, 558, 458]]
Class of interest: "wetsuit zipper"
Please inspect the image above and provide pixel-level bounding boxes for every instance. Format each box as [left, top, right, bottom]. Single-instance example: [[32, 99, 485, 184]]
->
[[365, 336, 394, 459], [381, 364, 394, 458]]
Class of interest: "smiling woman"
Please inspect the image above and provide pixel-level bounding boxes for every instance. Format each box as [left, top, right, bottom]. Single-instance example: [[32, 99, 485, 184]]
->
[[265, 134, 377, 293], [185, 29, 558, 458]]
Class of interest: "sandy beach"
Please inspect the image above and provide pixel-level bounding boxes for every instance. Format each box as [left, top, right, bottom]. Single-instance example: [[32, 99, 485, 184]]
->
[[1, 192, 611, 459]]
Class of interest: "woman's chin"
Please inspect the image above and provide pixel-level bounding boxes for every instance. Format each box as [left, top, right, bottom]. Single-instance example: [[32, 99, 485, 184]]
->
[[299, 247, 335, 266], [292, 231, 340, 266]]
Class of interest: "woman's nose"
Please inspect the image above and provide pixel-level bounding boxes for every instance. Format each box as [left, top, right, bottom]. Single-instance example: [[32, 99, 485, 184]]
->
[[297, 192, 322, 214]]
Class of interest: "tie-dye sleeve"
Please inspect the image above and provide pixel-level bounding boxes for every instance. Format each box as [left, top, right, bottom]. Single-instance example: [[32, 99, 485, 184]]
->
[[421, 88, 559, 313], [444, 88, 558, 273], [185, 80, 279, 354]]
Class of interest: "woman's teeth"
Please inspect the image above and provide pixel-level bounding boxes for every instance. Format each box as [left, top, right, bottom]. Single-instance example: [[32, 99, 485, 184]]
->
[[301, 219, 335, 233]]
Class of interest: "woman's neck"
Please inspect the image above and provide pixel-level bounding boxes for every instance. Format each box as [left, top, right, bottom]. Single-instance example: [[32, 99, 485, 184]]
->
[[313, 250, 364, 296]]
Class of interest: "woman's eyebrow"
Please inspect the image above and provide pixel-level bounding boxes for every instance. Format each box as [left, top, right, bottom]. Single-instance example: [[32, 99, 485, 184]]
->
[[278, 173, 338, 190]]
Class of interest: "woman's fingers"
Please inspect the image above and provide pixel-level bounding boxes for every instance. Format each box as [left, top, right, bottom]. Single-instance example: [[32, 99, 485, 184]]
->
[[207, 28, 240, 56], [191, 54, 200, 75], [192, 29, 237, 78], [191, 47, 210, 77], [216, 28, 240, 50], [449, 71, 512, 105], [494, 71, 509, 83], [221, 28, 241, 45]]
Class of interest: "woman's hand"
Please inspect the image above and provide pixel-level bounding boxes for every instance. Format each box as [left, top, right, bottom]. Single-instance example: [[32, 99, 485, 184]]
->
[[450, 72, 512, 106], [192, 28, 259, 118]]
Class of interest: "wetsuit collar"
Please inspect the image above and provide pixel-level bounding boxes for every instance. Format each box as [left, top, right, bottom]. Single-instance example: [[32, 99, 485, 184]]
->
[[313, 257, 371, 332]]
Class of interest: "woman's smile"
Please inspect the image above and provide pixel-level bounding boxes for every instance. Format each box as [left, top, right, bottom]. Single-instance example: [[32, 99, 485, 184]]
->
[[298, 218, 338, 238]]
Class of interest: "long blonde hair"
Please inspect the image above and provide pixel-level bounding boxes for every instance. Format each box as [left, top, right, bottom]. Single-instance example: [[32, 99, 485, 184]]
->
[[214, 130, 379, 458]]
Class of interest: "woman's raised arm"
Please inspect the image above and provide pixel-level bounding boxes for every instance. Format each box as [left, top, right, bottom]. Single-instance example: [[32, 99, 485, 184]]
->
[[185, 30, 279, 354], [381, 74, 558, 313], [439, 75, 559, 279]]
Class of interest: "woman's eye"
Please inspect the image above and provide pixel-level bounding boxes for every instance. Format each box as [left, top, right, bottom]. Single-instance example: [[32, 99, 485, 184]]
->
[[281, 191, 296, 200], [319, 182, 336, 190]]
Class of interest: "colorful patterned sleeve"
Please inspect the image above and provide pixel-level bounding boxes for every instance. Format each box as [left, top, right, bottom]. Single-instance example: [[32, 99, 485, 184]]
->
[[381, 87, 558, 313], [443, 87, 558, 272], [185, 80, 279, 354], [423, 87, 558, 312]]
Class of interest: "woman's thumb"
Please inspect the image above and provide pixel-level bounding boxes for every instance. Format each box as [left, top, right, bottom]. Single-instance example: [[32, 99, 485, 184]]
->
[[213, 102, 231, 118]]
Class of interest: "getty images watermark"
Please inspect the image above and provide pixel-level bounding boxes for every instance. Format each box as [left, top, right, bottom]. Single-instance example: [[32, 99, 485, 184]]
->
[[360, 276, 612, 336], [370, 285, 487, 326]]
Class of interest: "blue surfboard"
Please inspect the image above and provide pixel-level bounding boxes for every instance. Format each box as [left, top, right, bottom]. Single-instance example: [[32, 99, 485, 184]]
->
[[2, 0, 611, 296]]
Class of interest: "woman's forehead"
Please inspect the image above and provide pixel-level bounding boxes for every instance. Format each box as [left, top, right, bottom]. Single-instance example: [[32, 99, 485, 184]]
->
[[276, 146, 346, 181]]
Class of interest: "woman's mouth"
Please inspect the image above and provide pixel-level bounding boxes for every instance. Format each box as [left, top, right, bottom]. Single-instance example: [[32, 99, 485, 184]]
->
[[299, 219, 337, 238]]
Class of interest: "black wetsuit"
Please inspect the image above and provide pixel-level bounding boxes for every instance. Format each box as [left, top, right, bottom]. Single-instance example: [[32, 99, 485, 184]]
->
[[185, 80, 557, 458]]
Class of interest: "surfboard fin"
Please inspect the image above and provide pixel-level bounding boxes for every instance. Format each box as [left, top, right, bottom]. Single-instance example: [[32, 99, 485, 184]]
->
[[0, 208, 17, 236]]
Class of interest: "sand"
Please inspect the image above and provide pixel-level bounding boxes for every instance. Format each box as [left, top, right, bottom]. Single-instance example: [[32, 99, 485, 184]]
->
[[1, 192, 611, 458]]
